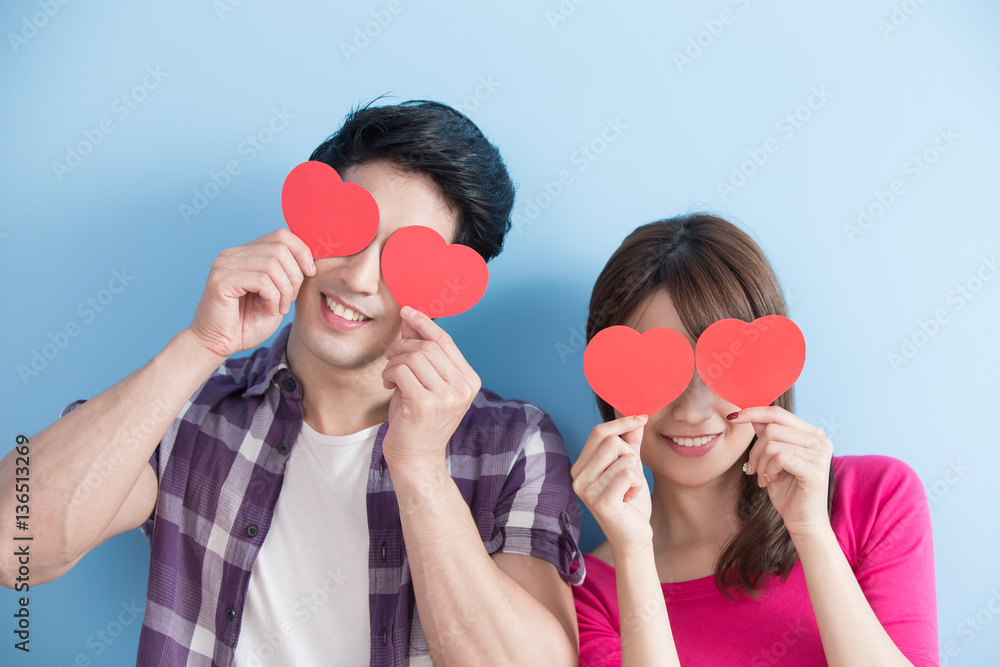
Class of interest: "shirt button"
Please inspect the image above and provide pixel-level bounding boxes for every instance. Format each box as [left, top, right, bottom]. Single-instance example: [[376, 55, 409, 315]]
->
[[225, 607, 236, 621], [381, 543, 387, 561], [246, 525, 259, 538], [382, 628, 388, 645], [277, 442, 290, 455], [282, 378, 297, 392]]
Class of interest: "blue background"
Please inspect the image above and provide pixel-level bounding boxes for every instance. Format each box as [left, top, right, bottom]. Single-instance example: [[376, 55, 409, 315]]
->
[[2, 1, 998, 664]]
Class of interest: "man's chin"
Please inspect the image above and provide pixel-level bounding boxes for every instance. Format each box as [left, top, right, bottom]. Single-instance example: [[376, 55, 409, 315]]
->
[[290, 322, 391, 373]]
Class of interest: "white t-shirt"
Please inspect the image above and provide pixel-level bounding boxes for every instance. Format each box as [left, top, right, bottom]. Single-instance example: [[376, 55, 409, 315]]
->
[[234, 421, 380, 666]]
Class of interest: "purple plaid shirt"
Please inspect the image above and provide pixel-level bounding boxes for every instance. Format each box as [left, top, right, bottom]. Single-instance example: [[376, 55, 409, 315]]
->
[[62, 324, 584, 666]]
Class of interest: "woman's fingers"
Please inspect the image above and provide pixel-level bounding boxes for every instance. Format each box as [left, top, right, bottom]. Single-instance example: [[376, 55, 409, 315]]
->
[[744, 416, 832, 475], [572, 414, 648, 478], [596, 463, 645, 513], [577, 450, 643, 509], [729, 405, 825, 435], [751, 435, 827, 488], [572, 435, 641, 495]]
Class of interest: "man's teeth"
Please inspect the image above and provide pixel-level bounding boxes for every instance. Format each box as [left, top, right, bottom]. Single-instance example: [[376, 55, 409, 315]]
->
[[670, 435, 716, 448], [326, 296, 368, 322]]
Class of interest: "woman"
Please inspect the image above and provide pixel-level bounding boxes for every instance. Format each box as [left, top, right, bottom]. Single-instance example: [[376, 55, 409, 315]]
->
[[571, 214, 937, 666]]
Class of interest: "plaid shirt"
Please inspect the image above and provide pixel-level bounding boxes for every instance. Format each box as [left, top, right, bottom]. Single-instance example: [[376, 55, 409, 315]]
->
[[62, 324, 584, 666]]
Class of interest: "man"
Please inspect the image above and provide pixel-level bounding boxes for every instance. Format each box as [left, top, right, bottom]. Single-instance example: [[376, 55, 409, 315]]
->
[[0, 100, 584, 665]]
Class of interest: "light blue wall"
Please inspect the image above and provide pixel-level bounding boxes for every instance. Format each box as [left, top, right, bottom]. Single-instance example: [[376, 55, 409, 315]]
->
[[2, 1, 997, 664]]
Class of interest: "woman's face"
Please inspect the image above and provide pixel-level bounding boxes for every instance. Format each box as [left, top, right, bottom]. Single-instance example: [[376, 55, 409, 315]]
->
[[627, 289, 756, 488]]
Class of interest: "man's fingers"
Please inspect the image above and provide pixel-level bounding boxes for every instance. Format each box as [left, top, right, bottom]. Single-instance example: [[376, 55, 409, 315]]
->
[[246, 228, 316, 277], [385, 339, 461, 384], [216, 270, 282, 317], [398, 307, 473, 373], [383, 350, 448, 394], [381, 361, 425, 395], [213, 255, 296, 314]]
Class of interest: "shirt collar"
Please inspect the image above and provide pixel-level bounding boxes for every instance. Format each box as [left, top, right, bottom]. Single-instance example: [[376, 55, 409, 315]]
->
[[242, 323, 295, 398]]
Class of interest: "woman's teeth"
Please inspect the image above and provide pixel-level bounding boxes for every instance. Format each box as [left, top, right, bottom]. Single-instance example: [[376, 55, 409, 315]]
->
[[326, 296, 369, 322], [669, 435, 716, 447]]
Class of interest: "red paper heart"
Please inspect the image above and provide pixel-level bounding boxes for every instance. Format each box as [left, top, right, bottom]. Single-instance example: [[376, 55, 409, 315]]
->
[[380, 226, 489, 318], [281, 161, 379, 258], [695, 316, 805, 408], [583, 326, 695, 417]]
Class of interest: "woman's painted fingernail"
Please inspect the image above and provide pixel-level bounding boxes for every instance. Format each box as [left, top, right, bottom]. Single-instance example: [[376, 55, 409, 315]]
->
[[726, 411, 740, 420], [635, 414, 648, 421]]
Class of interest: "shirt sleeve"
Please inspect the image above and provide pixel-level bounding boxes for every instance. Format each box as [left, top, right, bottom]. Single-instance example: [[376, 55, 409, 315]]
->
[[491, 407, 585, 585], [572, 557, 623, 666], [842, 456, 939, 665], [60, 398, 159, 538]]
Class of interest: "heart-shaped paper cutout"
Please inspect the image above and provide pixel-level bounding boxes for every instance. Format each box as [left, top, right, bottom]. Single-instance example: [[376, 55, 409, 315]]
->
[[583, 326, 695, 417], [380, 226, 489, 318], [695, 315, 805, 408], [281, 161, 379, 258]]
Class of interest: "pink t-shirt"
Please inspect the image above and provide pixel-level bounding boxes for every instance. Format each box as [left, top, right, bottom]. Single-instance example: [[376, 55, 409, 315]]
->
[[573, 455, 939, 666]]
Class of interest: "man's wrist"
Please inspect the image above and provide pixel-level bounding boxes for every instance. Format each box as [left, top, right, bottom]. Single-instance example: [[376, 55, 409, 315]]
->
[[166, 328, 229, 377], [386, 452, 452, 506]]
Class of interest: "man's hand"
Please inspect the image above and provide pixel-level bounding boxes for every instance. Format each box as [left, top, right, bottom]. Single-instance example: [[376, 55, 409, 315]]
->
[[189, 228, 316, 358], [381, 306, 481, 477]]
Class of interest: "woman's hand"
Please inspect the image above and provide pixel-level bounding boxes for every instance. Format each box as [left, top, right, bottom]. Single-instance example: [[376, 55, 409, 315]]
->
[[729, 406, 834, 540], [571, 415, 653, 555]]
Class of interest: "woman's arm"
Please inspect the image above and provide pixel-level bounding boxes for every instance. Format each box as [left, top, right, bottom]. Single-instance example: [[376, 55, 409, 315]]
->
[[794, 528, 914, 666], [736, 407, 936, 666], [613, 544, 679, 667], [571, 415, 681, 667]]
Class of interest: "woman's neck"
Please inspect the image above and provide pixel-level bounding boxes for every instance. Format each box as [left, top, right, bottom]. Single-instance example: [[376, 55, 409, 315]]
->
[[648, 461, 744, 555]]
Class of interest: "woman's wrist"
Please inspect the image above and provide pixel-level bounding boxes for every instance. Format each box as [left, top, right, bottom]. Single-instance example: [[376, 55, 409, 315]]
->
[[788, 523, 840, 560], [610, 533, 656, 565]]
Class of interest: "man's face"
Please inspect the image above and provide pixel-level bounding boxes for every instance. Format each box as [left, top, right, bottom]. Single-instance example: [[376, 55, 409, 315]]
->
[[290, 160, 459, 371]]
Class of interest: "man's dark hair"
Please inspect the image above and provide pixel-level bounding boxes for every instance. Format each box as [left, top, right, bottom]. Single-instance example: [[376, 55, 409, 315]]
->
[[309, 99, 515, 262]]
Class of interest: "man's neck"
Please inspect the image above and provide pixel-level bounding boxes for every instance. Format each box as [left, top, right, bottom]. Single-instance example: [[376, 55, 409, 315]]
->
[[285, 328, 394, 437]]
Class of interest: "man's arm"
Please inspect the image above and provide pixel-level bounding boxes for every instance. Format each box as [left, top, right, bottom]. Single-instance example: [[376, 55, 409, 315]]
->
[[382, 307, 578, 666], [393, 468, 577, 665], [0, 229, 314, 588]]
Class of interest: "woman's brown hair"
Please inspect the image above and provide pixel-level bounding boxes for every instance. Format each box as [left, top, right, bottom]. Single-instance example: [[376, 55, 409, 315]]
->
[[586, 213, 834, 599]]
